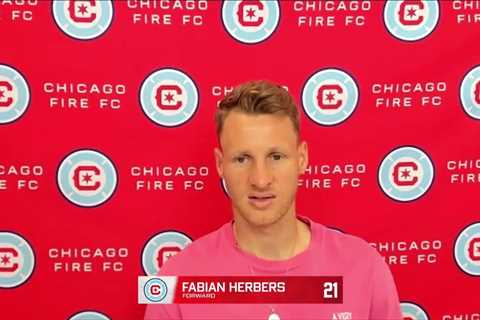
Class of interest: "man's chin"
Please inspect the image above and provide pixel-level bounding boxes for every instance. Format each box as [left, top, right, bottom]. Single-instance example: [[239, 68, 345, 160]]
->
[[240, 210, 286, 229]]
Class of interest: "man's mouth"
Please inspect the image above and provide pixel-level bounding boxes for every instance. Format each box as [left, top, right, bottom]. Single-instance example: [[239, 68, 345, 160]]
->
[[248, 194, 276, 209], [249, 195, 275, 200]]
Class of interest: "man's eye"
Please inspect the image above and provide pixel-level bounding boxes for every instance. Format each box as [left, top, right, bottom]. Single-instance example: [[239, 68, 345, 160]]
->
[[271, 153, 283, 161], [235, 156, 247, 164]]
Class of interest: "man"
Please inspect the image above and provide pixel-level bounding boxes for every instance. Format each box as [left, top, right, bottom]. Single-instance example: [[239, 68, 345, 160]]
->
[[144, 81, 402, 320]]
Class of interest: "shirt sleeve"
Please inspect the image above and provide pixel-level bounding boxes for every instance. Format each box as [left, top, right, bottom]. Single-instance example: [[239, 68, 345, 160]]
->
[[144, 302, 182, 320], [369, 249, 403, 320], [143, 259, 183, 320]]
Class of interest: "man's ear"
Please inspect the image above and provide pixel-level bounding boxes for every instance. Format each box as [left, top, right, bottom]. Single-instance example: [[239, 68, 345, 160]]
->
[[214, 147, 224, 178], [298, 141, 309, 174]]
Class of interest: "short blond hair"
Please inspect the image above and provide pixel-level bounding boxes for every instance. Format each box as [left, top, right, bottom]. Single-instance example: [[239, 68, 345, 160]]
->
[[215, 80, 300, 138]]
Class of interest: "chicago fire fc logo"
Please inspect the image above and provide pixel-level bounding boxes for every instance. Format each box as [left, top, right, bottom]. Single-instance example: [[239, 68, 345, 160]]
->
[[0, 64, 30, 125], [142, 231, 192, 276], [0, 232, 35, 288], [143, 277, 168, 303], [140, 68, 199, 127], [302, 68, 359, 126], [401, 302, 429, 320], [68, 311, 110, 320], [222, 0, 280, 44], [52, 0, 114, 40], [460, 65, 480, 120], [384, 0, 439, 42], [454, 222, 480, 276], [378, 146, 434, 202], [57, 149, 118, 207]]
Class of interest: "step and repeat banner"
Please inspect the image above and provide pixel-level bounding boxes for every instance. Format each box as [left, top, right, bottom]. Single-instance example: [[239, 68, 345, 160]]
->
[[1, 0, 479, 319]]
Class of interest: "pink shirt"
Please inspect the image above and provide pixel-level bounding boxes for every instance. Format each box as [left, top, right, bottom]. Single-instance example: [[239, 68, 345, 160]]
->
[[144, 217, 402, 320]]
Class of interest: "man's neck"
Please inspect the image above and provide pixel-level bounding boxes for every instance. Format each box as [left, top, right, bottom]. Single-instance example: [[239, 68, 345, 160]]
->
[[233, 212, 311, 261]]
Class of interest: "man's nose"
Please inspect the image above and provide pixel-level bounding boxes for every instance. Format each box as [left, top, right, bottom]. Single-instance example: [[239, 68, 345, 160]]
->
[[248, 161, 273, 189]]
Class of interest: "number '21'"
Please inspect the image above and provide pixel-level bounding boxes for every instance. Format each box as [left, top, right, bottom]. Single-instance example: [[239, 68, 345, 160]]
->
[[323, 282, 338, 298]]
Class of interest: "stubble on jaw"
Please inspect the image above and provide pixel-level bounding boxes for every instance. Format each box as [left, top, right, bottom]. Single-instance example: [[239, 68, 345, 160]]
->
[[232, 197, 297, 232]]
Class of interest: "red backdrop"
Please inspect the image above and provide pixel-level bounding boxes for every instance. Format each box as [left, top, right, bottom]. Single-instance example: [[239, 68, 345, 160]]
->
[[1, 1, 480, 319]]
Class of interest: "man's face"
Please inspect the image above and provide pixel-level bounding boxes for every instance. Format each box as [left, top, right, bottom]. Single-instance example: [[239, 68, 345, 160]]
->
[[215, 111, 308, 228]]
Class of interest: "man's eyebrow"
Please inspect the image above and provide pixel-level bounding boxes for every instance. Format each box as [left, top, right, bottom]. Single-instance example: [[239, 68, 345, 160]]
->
[[267, 146, 284, 153], [231, 150, 251, 155], [232, 147, 284, 155]]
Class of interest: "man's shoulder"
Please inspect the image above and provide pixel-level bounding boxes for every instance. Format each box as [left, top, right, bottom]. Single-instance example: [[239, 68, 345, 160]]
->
[[322, 224, 373, 251], [312, 221, 379, 267], [158, 222, 229, 275]]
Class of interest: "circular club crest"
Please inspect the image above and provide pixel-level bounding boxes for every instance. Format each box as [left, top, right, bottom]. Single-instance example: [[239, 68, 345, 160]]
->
[[222, 0, 280, 44], [69, 311, 110, 320], [142, 231, 192, 276], [302, 68, 359, 126], [144, 278, 168, 302], [384, 0, 439, 42], [460, 65, 480, 120], [0, 64, 30, 125], [57, 149, 118, 207], [140, 68, 199, 127], [378, 146, 434, 202], [454, 222, 480, 276], [0, 232, 35, 288], [52, 0, 113, 40], [401, 302, 429, 320]]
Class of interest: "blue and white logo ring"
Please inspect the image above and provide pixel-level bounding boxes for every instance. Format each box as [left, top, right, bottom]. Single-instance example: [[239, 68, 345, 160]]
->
[[401, 302, 429, 320], [0, 232, 35, 288], [378, 146, 434, 202], [142, 231, 192, 276], [454, 222, 480, 276], [222, 0, 280, 44], [57, 149, 118, 207], [140, 68, 199, 127], [460, 65, 480, 120], [69, 311, 110, 320], [52, 0, 114, 40], [302, 68, 359, 126], [0, 64, 30, 125], [144, 278, 168, 302], [384, 0, 439, 42]]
